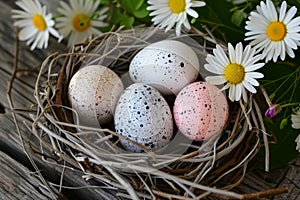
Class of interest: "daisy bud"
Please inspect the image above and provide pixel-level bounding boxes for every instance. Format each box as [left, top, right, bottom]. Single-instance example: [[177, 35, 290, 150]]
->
[[265, 104, 282, 118]]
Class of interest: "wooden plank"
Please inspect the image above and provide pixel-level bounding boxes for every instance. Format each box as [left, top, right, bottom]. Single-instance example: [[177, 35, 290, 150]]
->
[[0, 151, 49, 200]]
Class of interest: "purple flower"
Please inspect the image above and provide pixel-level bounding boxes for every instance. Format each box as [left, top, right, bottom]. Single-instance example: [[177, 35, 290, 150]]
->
[[265, 104, 282, 118]]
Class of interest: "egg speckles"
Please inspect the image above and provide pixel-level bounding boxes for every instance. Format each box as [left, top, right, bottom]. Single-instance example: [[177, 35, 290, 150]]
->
[[68, 65, 124, 127], [114, 83, 173, 152], [129, 40, 199, 95], [173, 82, 229, 141]]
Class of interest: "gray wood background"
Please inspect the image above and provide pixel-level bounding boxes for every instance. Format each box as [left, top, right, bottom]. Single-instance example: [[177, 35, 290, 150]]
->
[[0, 0, 299, 199]]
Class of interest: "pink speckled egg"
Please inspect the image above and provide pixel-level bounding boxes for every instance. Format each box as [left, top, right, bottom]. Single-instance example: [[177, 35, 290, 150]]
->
[[173, 81, 229, 141]]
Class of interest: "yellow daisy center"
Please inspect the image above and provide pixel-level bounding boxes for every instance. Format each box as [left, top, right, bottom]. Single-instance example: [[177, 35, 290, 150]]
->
[[32, 14, 47, 31], [169, 0, 186, 13], [224, 63, 245, 84], [73, 13, 91, 32], [266, 21, 286, 41]]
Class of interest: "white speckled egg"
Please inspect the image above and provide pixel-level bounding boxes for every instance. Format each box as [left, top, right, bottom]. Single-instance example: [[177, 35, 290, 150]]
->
[[129, 40, 199, 95], [68, 65, 124, 127], [173, 81, 229, 141], [114, 83, 173, 152]]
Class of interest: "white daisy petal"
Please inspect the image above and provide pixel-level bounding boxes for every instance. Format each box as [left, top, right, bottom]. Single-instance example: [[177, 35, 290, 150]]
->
[[235, 42, 243, 64], [19, 26, 37, 40], [235, 84, 242, 101], [228, 43, 236, 63], [215, 45, 230, 65], [291, 110, 300, 130], [186, 9, 198, 18], [227, 85, 234, 101], [242, 81, 257, 93], [245, 76, 260, 86], [286, 45, 295, 58], [283, 6, 297, 24], [246, 72, 264, 79], [245, 63, 265, 72], [295, 135, 300, 152], [241, 45, 251, 66], [279, 1, 287, 21], [192, 2, 206, 7]]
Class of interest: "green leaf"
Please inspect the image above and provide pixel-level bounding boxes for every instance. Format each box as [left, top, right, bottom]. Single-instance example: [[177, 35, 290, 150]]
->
[[118, 0, 145, 13], [135, 0, 144, 10], [133, 4, 149, 18], [269, 93, 276, 101], [121, 16, 135, 28], [231, 9, 244, 27], [118, 0, 135, 13], [280, 118, 288, 130]]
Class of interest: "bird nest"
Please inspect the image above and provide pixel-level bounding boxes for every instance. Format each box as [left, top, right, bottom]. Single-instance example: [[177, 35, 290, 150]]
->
[[31, 27, 268, 199]]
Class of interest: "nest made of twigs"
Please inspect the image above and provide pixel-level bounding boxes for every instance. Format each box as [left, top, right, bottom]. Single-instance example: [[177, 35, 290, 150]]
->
[[31, 27, 268, 199]]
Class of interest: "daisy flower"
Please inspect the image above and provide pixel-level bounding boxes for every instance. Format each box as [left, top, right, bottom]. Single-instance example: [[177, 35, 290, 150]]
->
[[204, 42, 265, 102], [11, 0, 62, 50], [245, 0, 300, 62], [147, 0, 206, 36], [56, 0, 108, 47], [291, 108, 300, 129]]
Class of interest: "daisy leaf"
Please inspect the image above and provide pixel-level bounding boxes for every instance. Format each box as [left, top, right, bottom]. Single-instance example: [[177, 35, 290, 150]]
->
[[231, 9, 244, 27]]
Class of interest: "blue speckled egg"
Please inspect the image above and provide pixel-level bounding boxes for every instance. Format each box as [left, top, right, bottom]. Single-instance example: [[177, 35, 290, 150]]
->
[[129, 40, 199, 95], [114, 83, 173, 152]]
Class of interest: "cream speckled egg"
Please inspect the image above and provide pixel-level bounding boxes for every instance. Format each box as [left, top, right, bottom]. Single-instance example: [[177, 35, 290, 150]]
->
[[129, 40, 199, 95], [68, 65, 124, 127], [173, 82, 229, 141], [114, 83, 173, 152]]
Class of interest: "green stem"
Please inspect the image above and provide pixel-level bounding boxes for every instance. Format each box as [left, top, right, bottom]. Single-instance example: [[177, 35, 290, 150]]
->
[[196, 19, 243, 33], [280, 102, 300, 108]]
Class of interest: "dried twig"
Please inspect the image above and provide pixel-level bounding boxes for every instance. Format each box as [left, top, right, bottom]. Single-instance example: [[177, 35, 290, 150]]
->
[[6, 27, 62, 199]]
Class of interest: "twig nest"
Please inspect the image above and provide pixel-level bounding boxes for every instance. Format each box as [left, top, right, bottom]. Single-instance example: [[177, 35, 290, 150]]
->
[[68, 65, 124, 126], [32, 28, 264, 199]]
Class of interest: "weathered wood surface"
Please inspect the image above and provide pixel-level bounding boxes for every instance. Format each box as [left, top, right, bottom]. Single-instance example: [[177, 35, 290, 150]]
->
[[0, 151, 49, 200], [0, 0, 299, 199]]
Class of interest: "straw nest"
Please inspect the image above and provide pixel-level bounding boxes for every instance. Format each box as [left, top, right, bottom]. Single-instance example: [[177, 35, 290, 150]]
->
[[31, 27, 268, 199]]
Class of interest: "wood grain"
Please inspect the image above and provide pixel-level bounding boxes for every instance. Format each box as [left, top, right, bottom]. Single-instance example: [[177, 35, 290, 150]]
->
[[0, 151, 49, 200]]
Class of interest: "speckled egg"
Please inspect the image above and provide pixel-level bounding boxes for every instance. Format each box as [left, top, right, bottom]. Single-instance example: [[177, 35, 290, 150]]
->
[[173, 82, 229, 141], [114, 83, 173, 152], [68, 65, 124, 127], [129, 40, 199, 95]]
